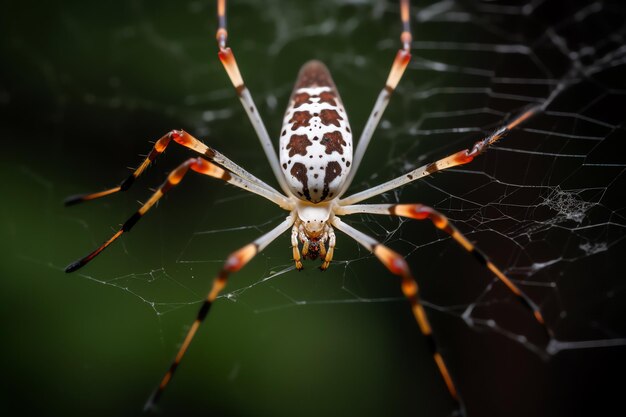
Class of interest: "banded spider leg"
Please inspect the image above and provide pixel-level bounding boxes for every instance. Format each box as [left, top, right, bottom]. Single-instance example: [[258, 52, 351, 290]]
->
[[62, 0, 551, 413], [144, 214, 296, 410], [330, 104, 548, 407], [65, 156, 291, 273]]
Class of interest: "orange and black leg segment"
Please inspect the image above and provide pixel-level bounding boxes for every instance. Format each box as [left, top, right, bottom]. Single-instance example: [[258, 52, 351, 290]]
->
[[144, 214, 294, 410], [340, 105, 540, 205], [215, 0, 291, 195], [338, 0, 413, 197], [291, 223, 303, 270], [413, 105, 539, 177], [216, 0, 228, 49], [64, 130, 207, 206], [331, 217, 460, 404], [65, 158, 283, 273], [65, 158, 227, 272], [320, 227, 336, 271], [337, 203, 547, 332], [64, 129, 287, 207]]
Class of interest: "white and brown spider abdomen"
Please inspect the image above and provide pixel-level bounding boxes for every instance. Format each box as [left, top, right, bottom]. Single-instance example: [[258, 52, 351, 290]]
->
[[279, 60, 352, 203]]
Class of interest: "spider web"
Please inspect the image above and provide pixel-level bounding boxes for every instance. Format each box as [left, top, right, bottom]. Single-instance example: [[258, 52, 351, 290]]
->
[[61, 0, 626, 354], [2, 0, 625, 416]]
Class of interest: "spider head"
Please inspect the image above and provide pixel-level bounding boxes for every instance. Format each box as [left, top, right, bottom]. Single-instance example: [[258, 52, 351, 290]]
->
[[301, 221, 326, 260], [303, 219, 324, 237], [296, 201, 332, 238]]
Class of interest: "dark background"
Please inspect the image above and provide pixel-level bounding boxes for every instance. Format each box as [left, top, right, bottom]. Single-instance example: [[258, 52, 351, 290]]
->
[[1, 1, 625, 416]]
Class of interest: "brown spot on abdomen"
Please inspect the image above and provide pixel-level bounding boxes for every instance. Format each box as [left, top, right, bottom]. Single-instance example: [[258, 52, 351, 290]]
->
[[292, 92, 311, 108], [320, 161, 342, 201], [289, 111, 313, 130], [294, 60, 336, 90], [290, 162, 311, 201], [318, 91, 337, 106], [320, 131, 347, 155], [319, 109, 343, 127], [286, 134, 313, 157]]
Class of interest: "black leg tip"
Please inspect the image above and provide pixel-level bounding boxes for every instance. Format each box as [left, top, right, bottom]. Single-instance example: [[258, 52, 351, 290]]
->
[[65, 260, 84, 273], [143, 401, 155, 413], [143, 390, 160, 413], [64, 195, 85, 207]]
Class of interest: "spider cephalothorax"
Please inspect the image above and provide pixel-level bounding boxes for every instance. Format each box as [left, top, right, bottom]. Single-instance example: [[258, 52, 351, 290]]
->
[[292, 201, 335, 270], [65, 0, 548, 411]]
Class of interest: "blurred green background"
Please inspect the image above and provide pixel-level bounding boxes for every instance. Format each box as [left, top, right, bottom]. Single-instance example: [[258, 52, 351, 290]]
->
[[2, 1, 625, 416]]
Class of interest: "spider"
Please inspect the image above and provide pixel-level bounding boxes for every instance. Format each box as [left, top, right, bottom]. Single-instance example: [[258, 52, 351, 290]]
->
[[64, 0, 547, 412]]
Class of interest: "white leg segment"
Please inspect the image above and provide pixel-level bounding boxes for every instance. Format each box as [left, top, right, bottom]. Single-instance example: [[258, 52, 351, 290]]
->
[[339, 106, 540, 206], [218, 48, 292, 197], [291, 222, 303, 270], [338, 50, 411, 198]]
